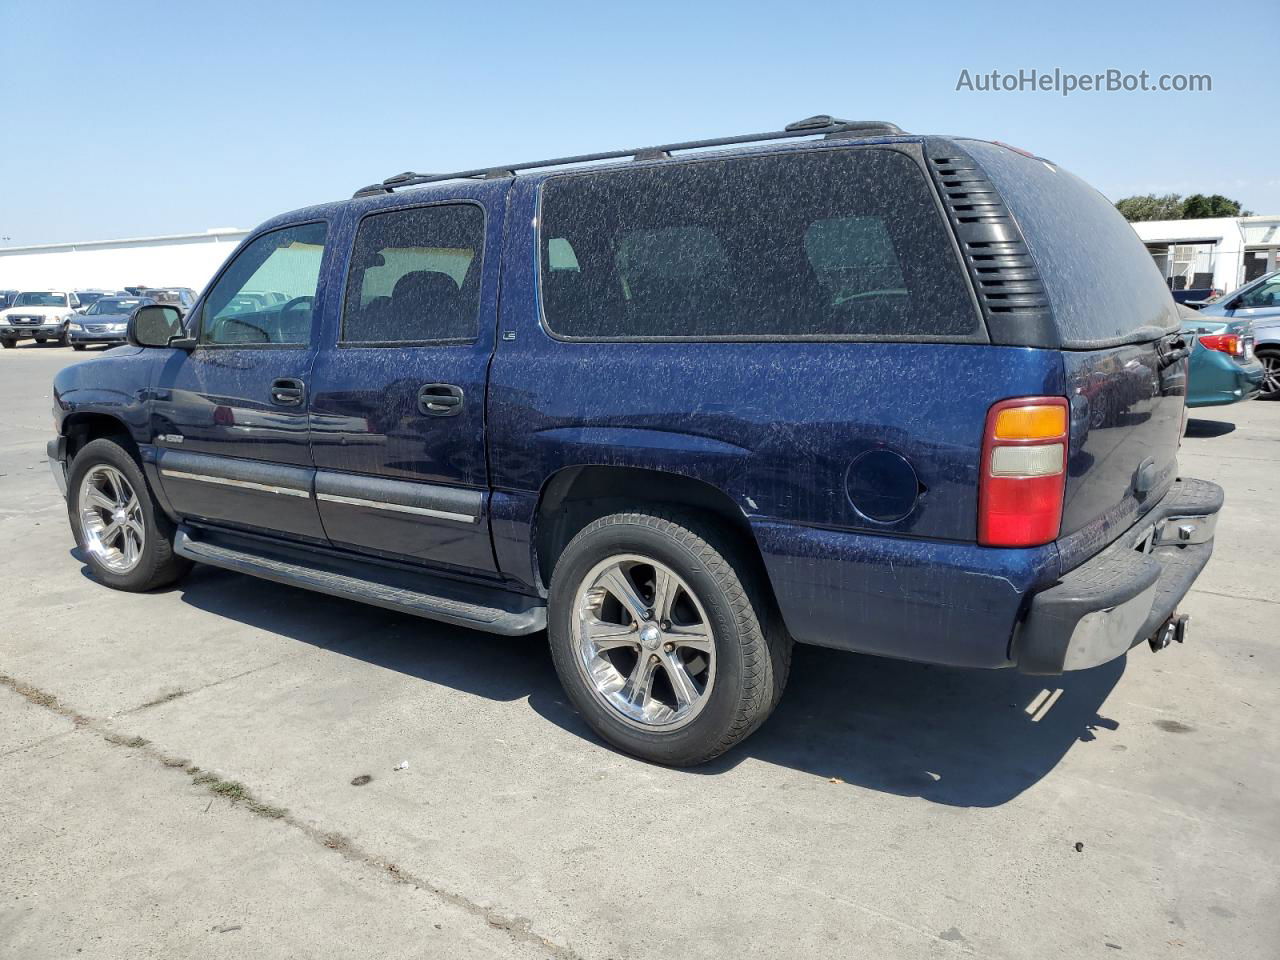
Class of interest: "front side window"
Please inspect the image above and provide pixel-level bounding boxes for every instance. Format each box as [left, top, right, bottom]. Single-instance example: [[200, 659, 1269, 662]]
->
[[538, 149, 976, 340], [341, 203, 485, 344], [201, 222, 328, 345]]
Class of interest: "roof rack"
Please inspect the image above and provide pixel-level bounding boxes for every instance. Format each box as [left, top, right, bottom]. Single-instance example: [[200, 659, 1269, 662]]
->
[[352, 115, 905, 198]]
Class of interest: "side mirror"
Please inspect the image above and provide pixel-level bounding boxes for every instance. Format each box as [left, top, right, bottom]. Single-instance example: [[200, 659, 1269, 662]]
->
[[128, 304, 188, 348]]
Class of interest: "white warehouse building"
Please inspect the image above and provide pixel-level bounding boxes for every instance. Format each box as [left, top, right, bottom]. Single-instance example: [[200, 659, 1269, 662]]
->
[[0, 228, 249, 293], [1131, 215, 1280, 295]]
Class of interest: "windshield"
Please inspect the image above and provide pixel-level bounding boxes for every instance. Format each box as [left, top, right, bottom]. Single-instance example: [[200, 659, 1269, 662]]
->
[[87, 298, 145, 315], [13, 292, 69, 307], [76, 292, 105, 306]]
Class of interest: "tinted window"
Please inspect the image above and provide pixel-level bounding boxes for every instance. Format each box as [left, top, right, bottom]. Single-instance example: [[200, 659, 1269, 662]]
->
[[963, 140, 1178, 347], [538, 149, 976, 339], [202, 223, 327, 345], [342, 204, 484, 343]]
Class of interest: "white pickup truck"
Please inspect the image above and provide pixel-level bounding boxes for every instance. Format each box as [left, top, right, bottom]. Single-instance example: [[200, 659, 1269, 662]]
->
[[0, 291, 82, 347]]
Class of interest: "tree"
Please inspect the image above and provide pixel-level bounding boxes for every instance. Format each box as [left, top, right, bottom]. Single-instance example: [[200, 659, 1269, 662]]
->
[[1116, 193, 1186, 221], [1115, 192, 1253, 222], [1181, 193, 1251, 218]]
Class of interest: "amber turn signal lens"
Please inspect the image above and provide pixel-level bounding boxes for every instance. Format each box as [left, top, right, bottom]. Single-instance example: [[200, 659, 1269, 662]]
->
[[993, 404, 1067, 440]]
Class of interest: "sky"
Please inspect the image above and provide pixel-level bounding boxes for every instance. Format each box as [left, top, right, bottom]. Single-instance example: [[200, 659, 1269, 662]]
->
[[1, 0, 1274, 245]]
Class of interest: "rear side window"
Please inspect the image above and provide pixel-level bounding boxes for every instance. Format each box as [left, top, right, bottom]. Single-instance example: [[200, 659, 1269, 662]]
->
[[538, 148, 978, 340], [962, 140, 1178, 347], [342, 203, 485, 344]]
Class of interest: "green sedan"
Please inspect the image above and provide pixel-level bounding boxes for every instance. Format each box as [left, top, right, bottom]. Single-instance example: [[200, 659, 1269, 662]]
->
[[1178, 305, 1265, 407]]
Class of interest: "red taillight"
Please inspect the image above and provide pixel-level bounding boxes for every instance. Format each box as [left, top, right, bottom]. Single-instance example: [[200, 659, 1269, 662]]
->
[[978, 397, 1069, 548], [1198, 333, 1245, 358]]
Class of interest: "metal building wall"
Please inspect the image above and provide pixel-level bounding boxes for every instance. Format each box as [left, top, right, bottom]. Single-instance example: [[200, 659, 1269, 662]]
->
[[0, 230, 249, 292]]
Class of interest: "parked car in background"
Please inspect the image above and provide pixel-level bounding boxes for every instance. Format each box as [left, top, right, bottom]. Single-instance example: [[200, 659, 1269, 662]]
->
[[73, 291, 113, 312], [48, 118, 1222, 765], [1178, 305, 1264, 407], [68, 296, 155, 350], [138, 287, 197, 312], [0, 290, 81, 347], [1189, 270, 1280, 399]]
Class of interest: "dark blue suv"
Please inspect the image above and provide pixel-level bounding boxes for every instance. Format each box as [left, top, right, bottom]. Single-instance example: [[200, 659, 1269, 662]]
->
[[49, 116, 1221, 765]]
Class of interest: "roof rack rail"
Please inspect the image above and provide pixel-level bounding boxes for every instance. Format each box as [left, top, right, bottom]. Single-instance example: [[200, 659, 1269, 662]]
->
[[351, 114, 905, 198]]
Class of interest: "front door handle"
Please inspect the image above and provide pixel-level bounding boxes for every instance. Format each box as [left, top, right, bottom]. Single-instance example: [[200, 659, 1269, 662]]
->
[[271, 378, 306, 406], [419, 383, 464, 417]]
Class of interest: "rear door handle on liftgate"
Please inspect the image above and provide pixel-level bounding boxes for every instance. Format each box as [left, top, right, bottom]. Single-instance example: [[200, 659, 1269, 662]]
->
[[418, 383, 464, 417]]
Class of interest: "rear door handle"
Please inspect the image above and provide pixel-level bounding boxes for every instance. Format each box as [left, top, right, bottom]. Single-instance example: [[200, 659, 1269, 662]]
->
[[271, 378, 306, 406], [418, 383, 464, 417]]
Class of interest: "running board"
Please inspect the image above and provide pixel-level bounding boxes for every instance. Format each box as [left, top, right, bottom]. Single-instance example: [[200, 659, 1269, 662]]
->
[[174, 527, 545, 636]]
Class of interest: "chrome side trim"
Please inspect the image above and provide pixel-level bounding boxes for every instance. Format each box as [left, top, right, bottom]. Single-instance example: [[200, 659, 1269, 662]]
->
[[315, 492, 476, 524], [160, 469, 311, 498]]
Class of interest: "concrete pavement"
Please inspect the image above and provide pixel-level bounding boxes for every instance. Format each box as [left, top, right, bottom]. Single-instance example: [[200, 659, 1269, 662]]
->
[[2, 342, 1277, 959]]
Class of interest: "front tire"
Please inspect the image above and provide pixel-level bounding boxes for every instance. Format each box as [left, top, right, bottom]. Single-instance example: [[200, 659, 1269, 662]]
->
[[1257, 349, 1280, 400], [0, 338, 15, 349], [548, 511, 791, 766], [67, 437, 191, 591]]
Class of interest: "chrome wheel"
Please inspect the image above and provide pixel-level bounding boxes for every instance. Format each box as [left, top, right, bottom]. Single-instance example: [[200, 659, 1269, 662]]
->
[[1261, 353, 1280, 397], [571, 554, 716, 731], [78, 464, 145, 574]]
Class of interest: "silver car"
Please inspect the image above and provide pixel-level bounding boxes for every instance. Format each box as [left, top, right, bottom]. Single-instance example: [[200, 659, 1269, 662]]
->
[[1191, 270, 1280, 398]]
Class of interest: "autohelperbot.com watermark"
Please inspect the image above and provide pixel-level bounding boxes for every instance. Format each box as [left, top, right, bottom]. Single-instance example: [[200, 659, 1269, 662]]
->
[[955, 68, 1212, 96]]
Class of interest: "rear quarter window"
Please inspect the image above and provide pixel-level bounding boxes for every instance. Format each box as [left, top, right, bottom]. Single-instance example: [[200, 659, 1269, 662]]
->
[[537, 147, 979, 341], [962, 140, 1178, 348]]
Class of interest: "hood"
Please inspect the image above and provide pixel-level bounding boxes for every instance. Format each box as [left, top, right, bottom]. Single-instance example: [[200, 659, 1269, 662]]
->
[[78, 312, 132, 323]]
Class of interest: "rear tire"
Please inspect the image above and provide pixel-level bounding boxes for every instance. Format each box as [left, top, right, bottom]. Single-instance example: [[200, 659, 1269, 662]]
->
[[72, 343, 86, 351], [547, 510, 791, 766], [34, 337, 46, 344], [1257, 348, 1280, 400], [67, 437, 192, 592]]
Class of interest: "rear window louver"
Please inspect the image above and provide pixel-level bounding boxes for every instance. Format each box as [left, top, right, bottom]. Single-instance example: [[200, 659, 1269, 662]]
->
[[926, 144, 1054, 346]]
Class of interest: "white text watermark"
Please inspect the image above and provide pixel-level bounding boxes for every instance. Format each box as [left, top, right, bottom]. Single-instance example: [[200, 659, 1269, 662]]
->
[[955, 68, 1211, 96]]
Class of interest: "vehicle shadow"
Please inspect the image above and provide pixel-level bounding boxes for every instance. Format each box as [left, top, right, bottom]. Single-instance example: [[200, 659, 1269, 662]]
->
[[695, 644, 1123, 807], [162, 563, 1122, 808], [1185, 417, 1236, 438]]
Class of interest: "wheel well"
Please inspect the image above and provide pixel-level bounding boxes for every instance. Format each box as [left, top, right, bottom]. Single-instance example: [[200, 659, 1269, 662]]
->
[[64, 414, 137, 463], [533, 466, 774, 599]]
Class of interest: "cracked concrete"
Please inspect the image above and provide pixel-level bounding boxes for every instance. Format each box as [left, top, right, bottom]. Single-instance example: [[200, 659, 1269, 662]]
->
[[2, 346, 1279, 959]]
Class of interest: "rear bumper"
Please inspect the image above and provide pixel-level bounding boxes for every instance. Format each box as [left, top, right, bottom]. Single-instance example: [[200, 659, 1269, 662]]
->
[[1187, 354, 1264, 407], [1014, 477, 1223, 674]]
